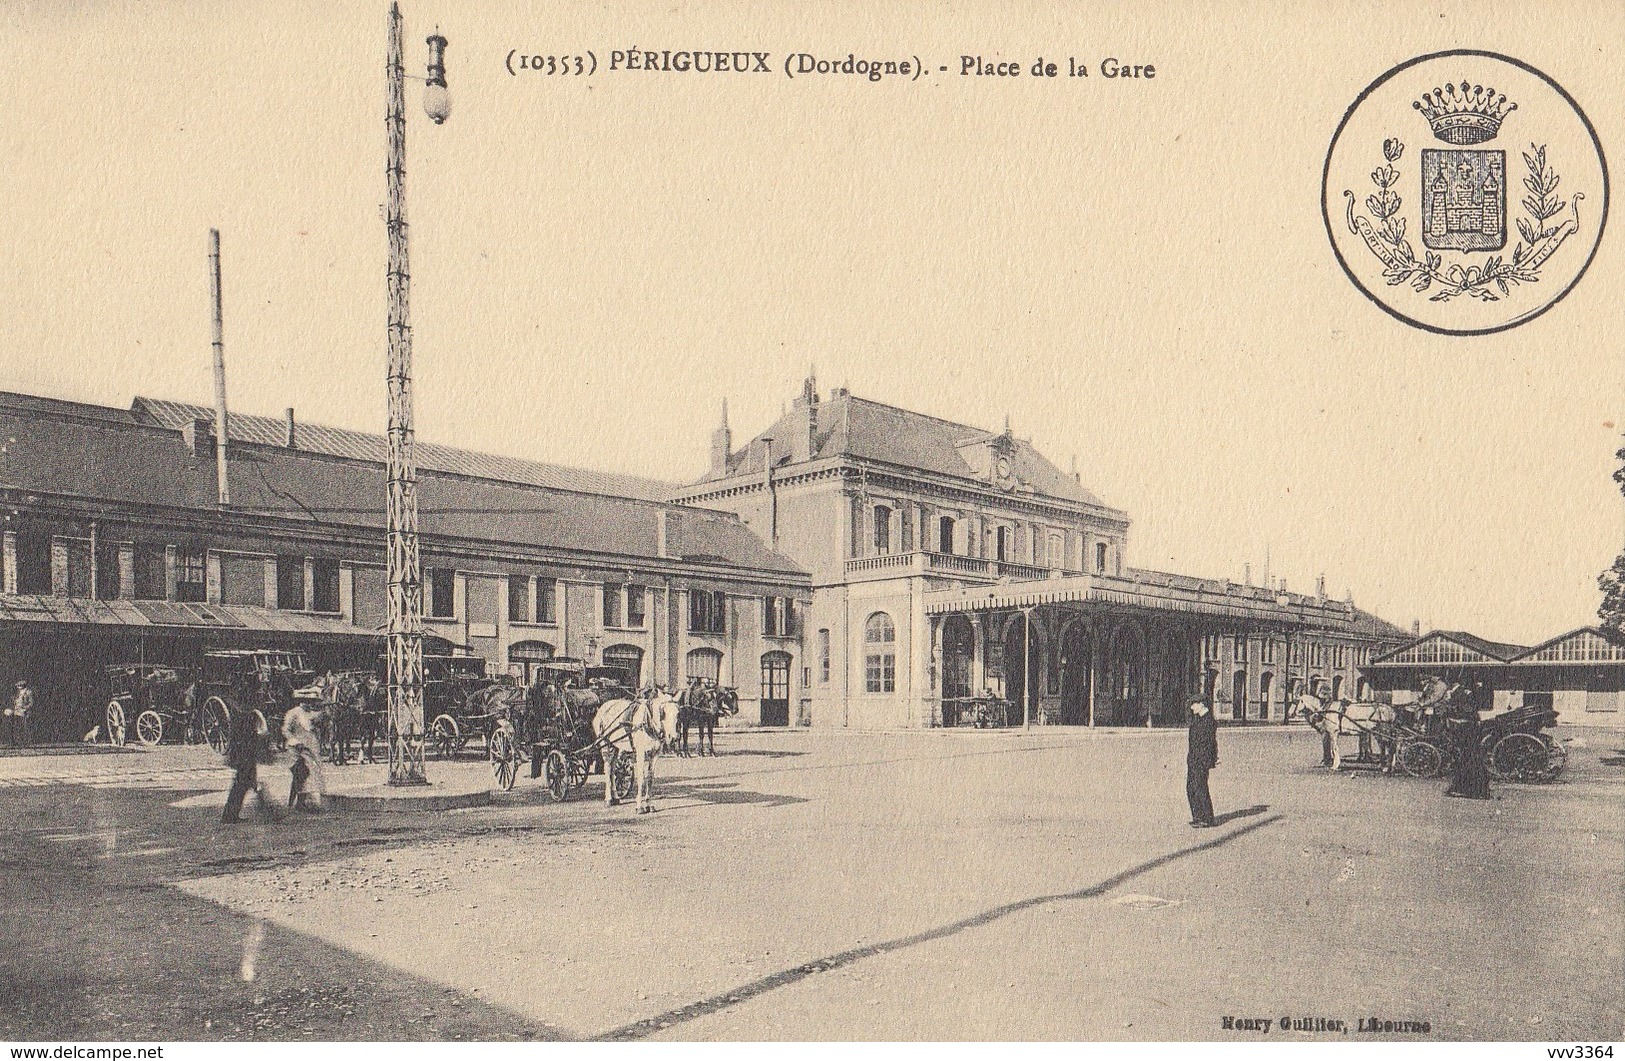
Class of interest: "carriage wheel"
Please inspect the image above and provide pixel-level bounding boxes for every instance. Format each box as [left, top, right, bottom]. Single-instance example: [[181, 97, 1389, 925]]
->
[[1539, 738, 1568, 782], [106, 700, 128, 747], [610, 750, 635, 802], [543, 750, 571, 803], [201, 697, 232, 756], [431, 715, 460, 760], [134, 709, 164, 747], [489, 729, 517, 791], [569, 754, 590, 792], [1490, 733, 1547, 782], [1395, 740, 1442, 779]]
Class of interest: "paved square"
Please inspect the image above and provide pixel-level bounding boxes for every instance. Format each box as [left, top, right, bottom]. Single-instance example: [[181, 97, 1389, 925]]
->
[[1, 727, 1620, 1040]]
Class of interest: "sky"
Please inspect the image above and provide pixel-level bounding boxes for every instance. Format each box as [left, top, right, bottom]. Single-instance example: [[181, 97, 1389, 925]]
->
[[1, 0, 1620, 645]]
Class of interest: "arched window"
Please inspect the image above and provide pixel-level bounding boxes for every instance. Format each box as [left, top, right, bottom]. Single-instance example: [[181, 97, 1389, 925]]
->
[[508, 640, 555, 686], [873, 505, 892, 554], [686, 647, 722, 684], [938, 516, 956, 555], [864, 612, 896, 693], [603, 644, 644, 688]]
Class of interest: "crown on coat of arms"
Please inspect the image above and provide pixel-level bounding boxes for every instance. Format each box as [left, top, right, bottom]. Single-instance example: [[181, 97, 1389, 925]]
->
[[1412, 81, 1517, 145]]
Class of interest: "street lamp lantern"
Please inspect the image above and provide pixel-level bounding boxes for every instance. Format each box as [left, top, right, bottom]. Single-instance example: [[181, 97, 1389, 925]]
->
[[424, 32, 450, 124]]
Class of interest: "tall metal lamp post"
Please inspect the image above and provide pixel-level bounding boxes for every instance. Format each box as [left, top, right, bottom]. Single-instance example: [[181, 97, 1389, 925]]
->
[[385, 2, 450, 785]]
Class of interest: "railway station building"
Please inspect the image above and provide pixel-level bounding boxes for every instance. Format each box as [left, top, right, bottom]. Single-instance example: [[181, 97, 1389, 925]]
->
[[673, 377, 1409, 729], [0, 391, 810, 740], [1362, 627, 1625, 729]]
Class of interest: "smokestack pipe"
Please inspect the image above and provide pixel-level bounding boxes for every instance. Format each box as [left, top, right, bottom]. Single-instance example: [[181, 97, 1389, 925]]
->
[[284, 408, 297, 448], [209, 229, 230, 505]]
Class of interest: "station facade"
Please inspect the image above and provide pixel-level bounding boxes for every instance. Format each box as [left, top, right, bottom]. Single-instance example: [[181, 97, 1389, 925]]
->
[[0, 392, 809, 740], [673, 377, 1409, 729]]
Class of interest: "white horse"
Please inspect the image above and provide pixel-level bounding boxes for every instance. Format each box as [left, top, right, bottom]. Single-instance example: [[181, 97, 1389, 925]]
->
[[1289, 694, 1399, 771], [593, 691, 681, 813]]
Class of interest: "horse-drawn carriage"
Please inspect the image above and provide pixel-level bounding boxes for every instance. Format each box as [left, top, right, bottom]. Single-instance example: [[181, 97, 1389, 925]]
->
[[941, 695, 1013, 729], [1294, 691, 1567, 783], [197, 649, 317, 757], [488, 659, 638, 800], [104, 664, 200, 747], [1392, 703, 1567, 782], [422, 653, 525, 759]]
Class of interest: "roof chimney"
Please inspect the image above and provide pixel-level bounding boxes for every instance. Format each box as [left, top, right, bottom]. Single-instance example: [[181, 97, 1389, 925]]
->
[[1411, 619, 1421, 637], [708, 399, 732, 479], [805, 369, 819, 460], [182, 417, 214, 457], [1244, 563, 1252, 587], [284, 408, 297, 448], [1316, 573, 1327, 599]]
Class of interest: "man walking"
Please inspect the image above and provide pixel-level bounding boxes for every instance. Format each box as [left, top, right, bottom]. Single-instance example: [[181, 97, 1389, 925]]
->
[[222, 706, 273, 823], [6, 680, 34, 748], [1187, 696, 1219, 828]]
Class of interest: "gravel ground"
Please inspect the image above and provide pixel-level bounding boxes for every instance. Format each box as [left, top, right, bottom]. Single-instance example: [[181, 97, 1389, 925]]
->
[[0, 726, 1620, 1041]]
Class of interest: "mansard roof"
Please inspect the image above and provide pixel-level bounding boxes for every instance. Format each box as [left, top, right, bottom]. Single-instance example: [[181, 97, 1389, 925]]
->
[[712, 389, 1112, 509]]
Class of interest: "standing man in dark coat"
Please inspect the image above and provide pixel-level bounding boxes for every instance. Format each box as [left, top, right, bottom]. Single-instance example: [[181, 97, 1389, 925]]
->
[[222, 705, 272, 823], [1187, 696, 1219, 827], [1445, 680, 1492, 800]]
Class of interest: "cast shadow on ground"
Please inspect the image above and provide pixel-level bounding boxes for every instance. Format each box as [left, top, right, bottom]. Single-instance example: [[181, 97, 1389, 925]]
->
[[1212, 804, 1269, 825], [597, 812, 1285, 1041], [655, 779, 808, 809]]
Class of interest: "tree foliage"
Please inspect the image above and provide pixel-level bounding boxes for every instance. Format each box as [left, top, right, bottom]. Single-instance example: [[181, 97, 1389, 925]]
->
[[1599, 441, 1625, 637]]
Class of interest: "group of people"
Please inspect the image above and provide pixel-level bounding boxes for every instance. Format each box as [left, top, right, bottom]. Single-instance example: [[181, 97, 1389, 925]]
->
[[1183, 674, 1496, 827], [221, 698, 329, 824]]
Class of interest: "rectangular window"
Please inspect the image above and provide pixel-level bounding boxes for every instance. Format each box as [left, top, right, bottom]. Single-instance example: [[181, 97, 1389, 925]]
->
[[14, 533, 51, 595], [818, 628, 831, 684], [900, 507, 914, 552], [1095, 541, 1107, 574], [627, 584, 646, 628], [1233, 636, 1247, 664], [688, 589, 727, 634], [427, 567, 455, 619], [535, 577, 556, 623], [133, 544, 166, 600], [602, 582, 622, 628], [1263, 638, 1278, 664], [176, 549, 206, 603], [508, 575, 530, 623], [939, 516, 955, 555], [849, 497, 864, 559], [764, 595, 789, 637], [311, 558, 340, 613], [277, 556, 305, 610], [865, 651, 895, 693], [63, 538, 92, 597], [95, 539, 121, 600], [873, 506, 891, 555]]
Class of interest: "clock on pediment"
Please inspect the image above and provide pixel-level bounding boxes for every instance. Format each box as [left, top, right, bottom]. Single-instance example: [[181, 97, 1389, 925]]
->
[[956, 426, 1020, 490]]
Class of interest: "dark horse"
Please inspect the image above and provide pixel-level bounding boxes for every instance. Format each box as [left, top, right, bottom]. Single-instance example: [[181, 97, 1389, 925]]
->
[[310, 670, 383, 766], [677, 682, 739, 757]]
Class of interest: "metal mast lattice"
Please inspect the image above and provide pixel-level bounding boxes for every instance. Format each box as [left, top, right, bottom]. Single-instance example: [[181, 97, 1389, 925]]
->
[[385, 1, 427, 785]]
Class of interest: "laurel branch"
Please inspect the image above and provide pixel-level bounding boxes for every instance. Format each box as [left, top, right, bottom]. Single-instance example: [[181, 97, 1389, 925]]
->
[[1343, 140, 1579, 303]]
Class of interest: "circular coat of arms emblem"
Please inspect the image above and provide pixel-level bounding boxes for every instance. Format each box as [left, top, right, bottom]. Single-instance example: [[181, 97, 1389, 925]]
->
[[1323, 50, 1608, 335]]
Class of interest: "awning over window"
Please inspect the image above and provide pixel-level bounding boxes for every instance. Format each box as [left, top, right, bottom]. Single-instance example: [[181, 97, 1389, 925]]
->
[[0, 594, 380, 639]]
